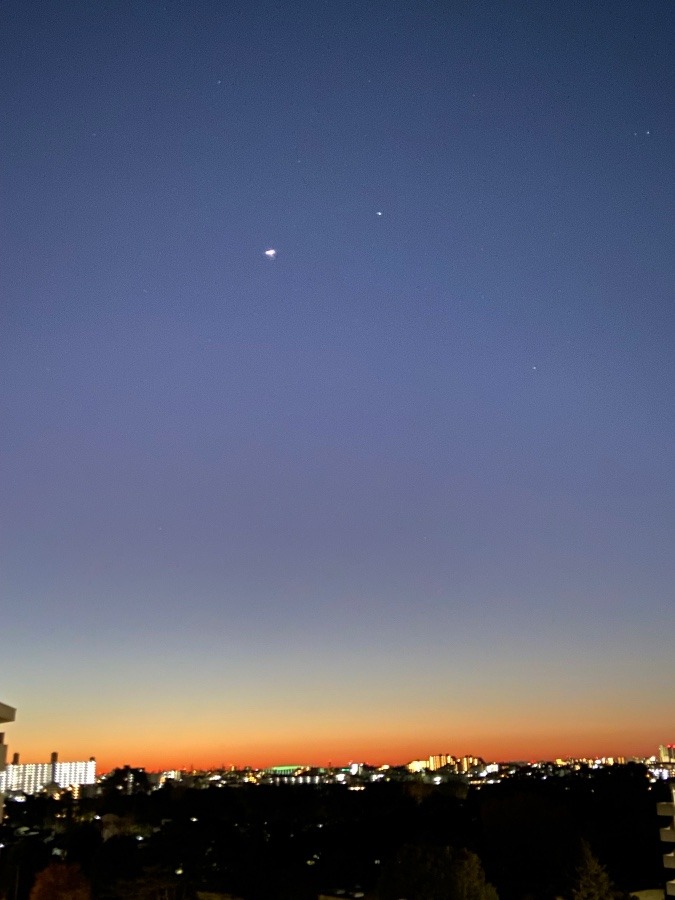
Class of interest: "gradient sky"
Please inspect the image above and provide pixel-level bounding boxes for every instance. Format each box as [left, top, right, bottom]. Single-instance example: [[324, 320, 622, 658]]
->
[[1, 0, 674, 772]]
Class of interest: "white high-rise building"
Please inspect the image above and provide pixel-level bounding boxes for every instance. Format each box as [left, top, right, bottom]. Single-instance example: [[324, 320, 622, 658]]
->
[[0, 700, 16, 816], [0, 753, 96, 796]]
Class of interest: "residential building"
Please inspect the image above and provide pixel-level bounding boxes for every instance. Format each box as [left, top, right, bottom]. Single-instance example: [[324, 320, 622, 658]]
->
[[0, 700, 16, 817], [657, 783, 675, 897], [0, 752, 96, 796]]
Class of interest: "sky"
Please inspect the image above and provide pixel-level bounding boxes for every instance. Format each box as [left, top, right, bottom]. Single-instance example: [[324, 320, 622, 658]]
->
[[1, 0, 674, 772]]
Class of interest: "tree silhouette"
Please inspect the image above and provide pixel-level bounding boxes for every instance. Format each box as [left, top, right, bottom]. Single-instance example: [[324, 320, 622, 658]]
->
[[0, 836, 51, 900], [378, 844, 498, 900], [572, 842, 614, 900], [29, 863, 91, 900]]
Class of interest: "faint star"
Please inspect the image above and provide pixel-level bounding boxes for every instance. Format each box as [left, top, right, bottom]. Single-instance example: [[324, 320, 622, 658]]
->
[[264, 248, 277, 259]]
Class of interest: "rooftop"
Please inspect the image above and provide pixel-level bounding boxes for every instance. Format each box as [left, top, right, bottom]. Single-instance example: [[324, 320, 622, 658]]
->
[[0, 702, 16, 726]]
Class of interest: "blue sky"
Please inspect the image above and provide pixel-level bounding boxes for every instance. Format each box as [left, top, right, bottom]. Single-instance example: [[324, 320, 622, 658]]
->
[[1, 0, 673, 767]]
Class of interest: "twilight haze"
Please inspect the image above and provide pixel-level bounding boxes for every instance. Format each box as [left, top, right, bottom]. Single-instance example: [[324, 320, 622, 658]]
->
[[1, 0, 673, 772]]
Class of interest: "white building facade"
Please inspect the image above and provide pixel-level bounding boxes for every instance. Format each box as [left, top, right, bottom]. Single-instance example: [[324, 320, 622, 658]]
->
[[0, 700, 17, 816], [0, 756, 96, 795]]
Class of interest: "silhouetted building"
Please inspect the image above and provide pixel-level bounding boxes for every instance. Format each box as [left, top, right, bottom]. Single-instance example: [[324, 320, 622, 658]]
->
[[658, 783, 675, 897]]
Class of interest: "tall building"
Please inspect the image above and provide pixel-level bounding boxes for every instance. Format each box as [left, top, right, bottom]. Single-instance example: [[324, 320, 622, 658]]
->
[[428, 754, 453, 771], [0, 753, 96, 796], [659, 745, 675, 766], [0, 700, 16, 817]]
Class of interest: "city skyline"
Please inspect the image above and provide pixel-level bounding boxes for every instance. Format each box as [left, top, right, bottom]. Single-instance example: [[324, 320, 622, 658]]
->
[[2, 728, 671, 775], [2, 0, 674, 771]]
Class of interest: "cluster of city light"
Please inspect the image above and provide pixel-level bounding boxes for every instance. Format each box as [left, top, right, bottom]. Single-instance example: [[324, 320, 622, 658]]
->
[[0, 757, 96, 796]]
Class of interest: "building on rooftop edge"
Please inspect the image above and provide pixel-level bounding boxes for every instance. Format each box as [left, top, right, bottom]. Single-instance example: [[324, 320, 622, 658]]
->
[[0, 700, 16, 817], [658, 781, 675, 897]]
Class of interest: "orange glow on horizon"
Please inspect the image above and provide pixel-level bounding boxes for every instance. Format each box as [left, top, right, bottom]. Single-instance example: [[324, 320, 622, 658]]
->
[[7, 703, 666, 775], [12, 733, 662, 776]]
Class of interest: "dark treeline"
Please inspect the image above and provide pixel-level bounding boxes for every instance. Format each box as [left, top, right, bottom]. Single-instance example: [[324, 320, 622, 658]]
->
[[0, 763, 669, 900]]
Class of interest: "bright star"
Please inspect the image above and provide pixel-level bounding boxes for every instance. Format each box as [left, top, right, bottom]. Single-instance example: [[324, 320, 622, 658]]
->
[[264, 248, 277, 259]]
